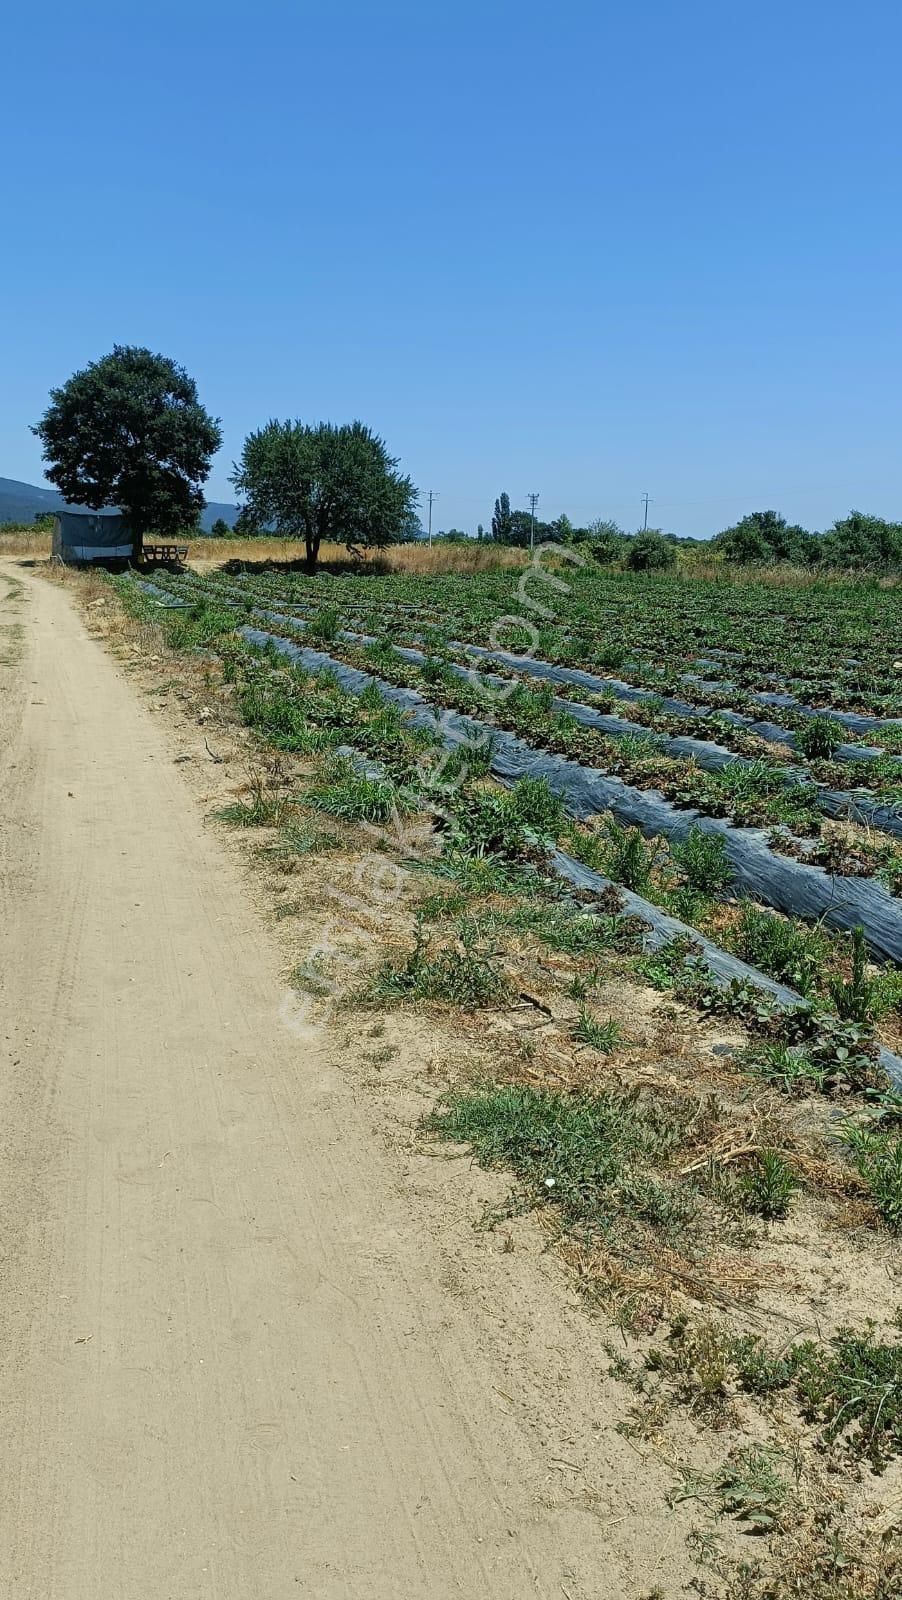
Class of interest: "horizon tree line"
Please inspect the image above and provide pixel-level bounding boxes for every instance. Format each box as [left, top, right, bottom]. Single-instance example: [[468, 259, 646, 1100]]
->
[[31, 346, 902, 573]]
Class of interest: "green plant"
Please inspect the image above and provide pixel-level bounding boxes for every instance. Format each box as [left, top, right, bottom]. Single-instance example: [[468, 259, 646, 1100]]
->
[[802, 1014, 884, 1095], [729, 903, 829, 996], [740, 1150, 799, 1219], [828, 926, 879, 1024], [572, 1008, 623, 1052], [796, 1327, 902, 1471], [600, 818, 658, 891], [368, 919, 510, 1007], [870, 967, 902, 1021], [447, 778, 563, 862], [670, 1445, 790, 1531], [565, 969, 601, 1001], [507, 776, 566, 838], [266, 820, 341, 858], [215, 771, 294, 828], [732, 1334, 809, 1396], [416, 889, 471, 920], [671, 826, 732, 894], [744, 1042, 826, 1096], [307, 604, 340, 642], [306, 755, 414, 823], [844, 1126, 902, 1231], [796, 714, 845, 761]]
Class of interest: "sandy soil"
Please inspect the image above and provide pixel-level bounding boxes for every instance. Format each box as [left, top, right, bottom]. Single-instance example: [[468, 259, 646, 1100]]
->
[[0, 564, 698, 1596]]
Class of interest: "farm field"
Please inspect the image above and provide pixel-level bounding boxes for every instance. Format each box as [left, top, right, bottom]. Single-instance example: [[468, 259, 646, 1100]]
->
[[143, 560, 902, 993]]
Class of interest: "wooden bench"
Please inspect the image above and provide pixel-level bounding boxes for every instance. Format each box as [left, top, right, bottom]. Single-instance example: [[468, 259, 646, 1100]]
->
[[141, 543, 189, 571]]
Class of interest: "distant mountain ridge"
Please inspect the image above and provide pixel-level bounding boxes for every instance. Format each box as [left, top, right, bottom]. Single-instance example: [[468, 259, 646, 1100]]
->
[[0, 476, 239, 533]]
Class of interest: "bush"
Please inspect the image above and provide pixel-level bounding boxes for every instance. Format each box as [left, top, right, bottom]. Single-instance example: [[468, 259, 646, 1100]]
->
[[625, 530, 677, 571]]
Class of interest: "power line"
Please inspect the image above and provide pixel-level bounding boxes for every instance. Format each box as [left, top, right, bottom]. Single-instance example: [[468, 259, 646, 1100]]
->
[[526, 491, 540, 552]]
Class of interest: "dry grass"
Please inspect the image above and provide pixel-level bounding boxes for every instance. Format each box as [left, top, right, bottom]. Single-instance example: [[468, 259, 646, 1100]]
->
[[191, 536, 529, 575], [4, 522, 895, 586], [0, 525, 528, 575], [0, 525, 51, 557], [681, 556, 901, 588]]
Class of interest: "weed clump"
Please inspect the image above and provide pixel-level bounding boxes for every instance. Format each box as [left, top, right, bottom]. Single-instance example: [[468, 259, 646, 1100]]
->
[[447, 777, 565, 862], [306, 754, 415, 823], [739, 1150, 799, 1220], [571, 1008, 623, 1053], [672, 826, 733, 894], [368, 920, 511, 1008]]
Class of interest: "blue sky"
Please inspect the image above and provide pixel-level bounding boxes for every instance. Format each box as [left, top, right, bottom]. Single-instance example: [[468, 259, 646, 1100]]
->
[[2, 0, 900, 537]]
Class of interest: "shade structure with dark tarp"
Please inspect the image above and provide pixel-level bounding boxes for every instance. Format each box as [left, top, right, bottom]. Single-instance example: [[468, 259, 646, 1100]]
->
[[52, 510, 136, 566]]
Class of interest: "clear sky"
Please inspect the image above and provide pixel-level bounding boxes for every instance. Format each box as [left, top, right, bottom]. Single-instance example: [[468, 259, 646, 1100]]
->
[[2, 0, 900, 538]]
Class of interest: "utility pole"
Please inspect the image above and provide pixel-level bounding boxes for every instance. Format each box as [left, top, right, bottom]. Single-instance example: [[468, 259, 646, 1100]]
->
[[527, 492, 540, 552], [427, 490, 438, 547], [641, 492, 652, 531]]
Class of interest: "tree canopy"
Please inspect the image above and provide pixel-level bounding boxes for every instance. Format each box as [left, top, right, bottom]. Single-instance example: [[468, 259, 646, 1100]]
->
[[33, 346, 221, 538], [231, 420, 416, 572], [818, 510, 902, 570], [491, 492, 512, 542], [713, 509, 811, 565]]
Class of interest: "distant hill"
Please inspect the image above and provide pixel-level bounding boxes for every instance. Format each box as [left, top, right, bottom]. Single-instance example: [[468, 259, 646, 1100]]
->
[[0, 476, 239, 534]]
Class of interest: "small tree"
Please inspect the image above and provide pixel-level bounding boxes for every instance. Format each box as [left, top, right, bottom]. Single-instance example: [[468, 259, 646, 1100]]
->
[[210, 517, 231, 538], [231, 420, 417, 574], [33, 346, 221, 539], [625, 530, 677, 571], [491, 491, 512, 542]]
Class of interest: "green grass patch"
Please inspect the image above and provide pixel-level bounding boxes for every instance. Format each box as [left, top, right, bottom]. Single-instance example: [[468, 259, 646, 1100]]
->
[[305, 754, 417, 824], [428, 1082, 696, 1236]]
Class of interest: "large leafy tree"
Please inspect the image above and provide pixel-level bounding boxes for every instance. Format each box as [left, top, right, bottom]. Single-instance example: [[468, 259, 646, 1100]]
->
[[231, 420, 417, 573], [33, 346, 222, 538]]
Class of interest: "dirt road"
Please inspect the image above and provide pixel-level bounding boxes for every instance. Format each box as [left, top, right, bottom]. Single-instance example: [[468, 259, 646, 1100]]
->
[[0, 566, 675, 1599]]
